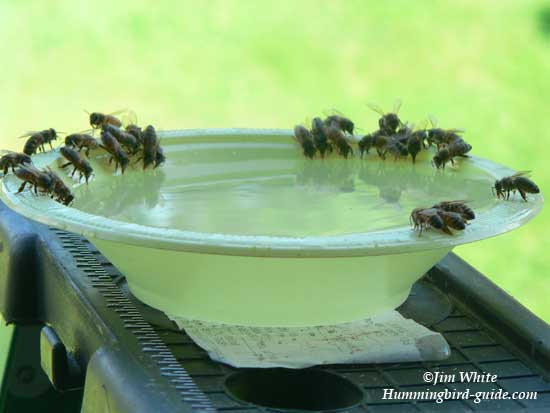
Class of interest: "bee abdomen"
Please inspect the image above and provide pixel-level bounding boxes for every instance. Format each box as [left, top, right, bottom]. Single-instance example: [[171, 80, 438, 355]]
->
[[440, 211, 466, 230], [515, 177, 540, 194], [429, 214, 445, 230]]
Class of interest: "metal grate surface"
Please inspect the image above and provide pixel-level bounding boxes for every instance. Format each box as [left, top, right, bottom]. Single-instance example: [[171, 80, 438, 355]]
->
[[51, 230, 216, 412], [55, 231, 550, 412]]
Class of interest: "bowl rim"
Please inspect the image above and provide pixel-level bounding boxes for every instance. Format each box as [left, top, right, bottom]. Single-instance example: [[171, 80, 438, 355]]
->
[[0, 128, 544, 258]]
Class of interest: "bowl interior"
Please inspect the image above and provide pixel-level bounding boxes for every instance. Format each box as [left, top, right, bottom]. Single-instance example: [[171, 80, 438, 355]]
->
[[0, 129, 543, 258]]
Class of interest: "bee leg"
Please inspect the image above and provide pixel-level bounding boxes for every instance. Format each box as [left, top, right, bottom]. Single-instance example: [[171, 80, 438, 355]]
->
[[5, 166, 10, 175], [442, 225, 453, 235], [34, 184, 38, 195], [109, 157, 114, 165], [17, 181, 27, 193], [60, 162, 71, 168], [70, 167, 78, 177], [519, 189, 528, 202]]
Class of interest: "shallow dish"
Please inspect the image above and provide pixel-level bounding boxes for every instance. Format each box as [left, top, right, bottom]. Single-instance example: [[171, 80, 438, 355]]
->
[[0, 129, 543, 326]]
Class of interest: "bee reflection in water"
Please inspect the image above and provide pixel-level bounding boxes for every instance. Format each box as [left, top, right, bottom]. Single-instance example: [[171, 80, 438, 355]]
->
[[295, 157, 488, 214], [74, 167, 166, 220]]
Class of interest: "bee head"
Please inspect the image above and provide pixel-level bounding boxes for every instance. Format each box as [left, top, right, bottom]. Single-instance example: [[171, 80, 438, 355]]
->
[[83, 163, 94, 176], [90, 112, 103, 127], [342, 118, 354, 135], [312, 117, 324, 132], [493, 180, 502, 197], [63, 194, 74, 206], [383, 113, 400, 131], [46, 128, 57, 139]]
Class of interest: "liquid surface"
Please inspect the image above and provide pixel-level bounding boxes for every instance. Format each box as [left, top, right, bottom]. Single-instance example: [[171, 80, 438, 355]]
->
[[65, 140, 497, 237]]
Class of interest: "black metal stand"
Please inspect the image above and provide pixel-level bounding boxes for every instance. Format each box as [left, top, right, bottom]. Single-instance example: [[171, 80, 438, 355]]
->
[[0, 201, 549, 412]]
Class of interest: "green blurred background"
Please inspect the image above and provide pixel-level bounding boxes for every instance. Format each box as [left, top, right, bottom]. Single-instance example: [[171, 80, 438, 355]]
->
[[0, 0, 548, 335]]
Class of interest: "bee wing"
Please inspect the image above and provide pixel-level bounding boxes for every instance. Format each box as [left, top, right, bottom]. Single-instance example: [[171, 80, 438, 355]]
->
[[415, 119, 428, 130], [367, 102, 385, 116], [322, 108, 346, 119], [121, 110, 138, 127], [512, 170, 532, 178], [446, 128, 465, 134], [17, 131, 40, 139], [439, 200, 470, 206], [428, 114, 439, 128], [392, 98, 402, 114], [107, 109, 130, 116]]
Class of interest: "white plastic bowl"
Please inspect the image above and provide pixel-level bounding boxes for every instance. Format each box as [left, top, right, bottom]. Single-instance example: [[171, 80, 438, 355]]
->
[[0, 129, 543, 326]]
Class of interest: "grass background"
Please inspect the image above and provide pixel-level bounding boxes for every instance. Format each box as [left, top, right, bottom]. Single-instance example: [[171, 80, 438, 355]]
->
[[0, 0, 548, 326]]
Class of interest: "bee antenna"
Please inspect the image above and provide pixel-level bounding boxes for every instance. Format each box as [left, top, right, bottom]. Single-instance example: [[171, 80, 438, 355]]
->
[[83, 109, 90, 115]]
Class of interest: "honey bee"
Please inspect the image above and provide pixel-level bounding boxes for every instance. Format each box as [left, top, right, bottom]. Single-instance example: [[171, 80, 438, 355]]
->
[[60, 146, 94, 183], [102, 124, 141, 155], [324, 113, 355, 135], [410, 206, 467, 236], [386, 135, 409, 160], [410, 207, 450, 235], [358, 130, 388, 159], [432, 200, 475, 220], [368, 99, 402, 135], [44, 167, 74, 205], [432, 139, 472, 169], [438, 210, 467, 232], [87, 110, 125, 130], [139, 125, 163, 169], [311, 117, 332, 158], [426, 116, 464, 148], [100, 130, 130, 174], [14, 165, 53, 195], [493, 171, 540, 201], [403, 122, 428, 164], [448, 139, 472, 157], [65, 134, 100, 157], [20, 129, 58, 156], [293, 125, 317, 159], [432, 145, 453, 169], [0, 151, 32, 175], [125, 124, 143, 146], [326, 126, 353, 158], [358, 134, 373, 158], [155, 145, 166, 168]]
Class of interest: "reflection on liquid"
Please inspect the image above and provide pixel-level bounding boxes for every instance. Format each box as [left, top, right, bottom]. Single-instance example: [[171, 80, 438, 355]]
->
[[60, 145, 497, 237]]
